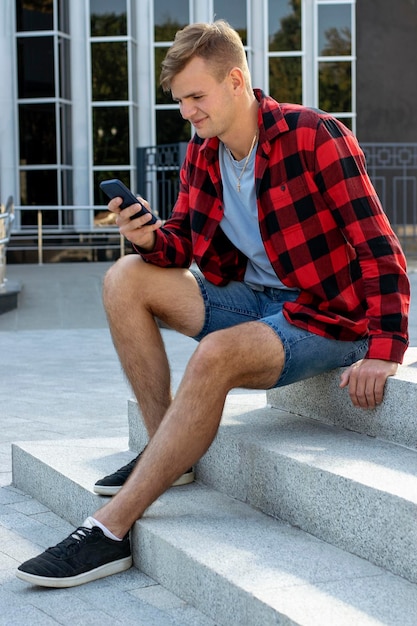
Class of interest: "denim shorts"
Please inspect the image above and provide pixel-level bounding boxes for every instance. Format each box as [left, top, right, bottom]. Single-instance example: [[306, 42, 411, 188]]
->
[[191, 271, 368, 388]]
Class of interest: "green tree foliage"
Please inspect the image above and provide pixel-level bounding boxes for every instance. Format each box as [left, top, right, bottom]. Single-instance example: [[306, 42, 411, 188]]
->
[[90, 12, 127, 37], [91, 42, 128, 101], [319, 27, 352, 112], [268, 0, 302, 103]]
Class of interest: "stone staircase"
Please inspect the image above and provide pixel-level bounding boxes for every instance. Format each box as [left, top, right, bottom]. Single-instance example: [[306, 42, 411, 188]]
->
[[11, 351, 417, 625]]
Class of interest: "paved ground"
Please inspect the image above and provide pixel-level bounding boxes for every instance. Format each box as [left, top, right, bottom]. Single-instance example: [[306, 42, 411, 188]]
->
[[0, 262, 213, 626], [0, 260, 416, 625]]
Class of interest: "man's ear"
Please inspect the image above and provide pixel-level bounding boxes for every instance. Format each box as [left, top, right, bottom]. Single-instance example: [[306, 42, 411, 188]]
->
[[229, 67, 246, 93]]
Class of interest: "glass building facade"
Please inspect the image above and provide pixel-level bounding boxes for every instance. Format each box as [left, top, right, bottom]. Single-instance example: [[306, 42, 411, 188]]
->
[[1, 0, 416, 248]]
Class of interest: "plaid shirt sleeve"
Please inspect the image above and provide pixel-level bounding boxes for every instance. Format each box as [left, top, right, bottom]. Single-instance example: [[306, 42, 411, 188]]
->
[[136, 136, 247, 283], [313, 117, 409, 361]]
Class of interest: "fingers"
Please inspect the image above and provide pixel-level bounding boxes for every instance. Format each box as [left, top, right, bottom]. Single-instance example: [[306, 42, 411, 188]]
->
[[107, 197, 124, 214], [108, 196, 162, 249], [107, 196, 149, 219], [348, 371, 377, 409], [339, 359, 398, 409]]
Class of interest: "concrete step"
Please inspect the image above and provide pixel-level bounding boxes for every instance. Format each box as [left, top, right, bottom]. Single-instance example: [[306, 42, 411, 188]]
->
[[267, 349, 417, 450], [11, 437, 417, 626], [0, 279, 21, 314], [128, 394, 417, 583]]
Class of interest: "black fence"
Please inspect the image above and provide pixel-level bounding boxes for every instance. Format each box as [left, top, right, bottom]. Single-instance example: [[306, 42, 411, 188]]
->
[[362, 143, 417, 256], [137, 141, 417, 257], [137, 142, 188, 221], [7, 142, 417, 264]]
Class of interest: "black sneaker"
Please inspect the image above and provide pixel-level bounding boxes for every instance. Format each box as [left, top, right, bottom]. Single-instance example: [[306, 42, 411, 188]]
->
[[94, 448, 194, 496], [16, 518, 132, 588]]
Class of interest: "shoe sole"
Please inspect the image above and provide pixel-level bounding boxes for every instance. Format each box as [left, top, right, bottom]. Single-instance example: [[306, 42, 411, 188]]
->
[[93, 469, 195, 496], [16, 555, 132, 588]]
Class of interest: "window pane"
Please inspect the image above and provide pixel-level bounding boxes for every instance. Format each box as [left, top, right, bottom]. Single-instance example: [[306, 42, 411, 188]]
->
[[318, 4, 351, 56], [90, 0, 127, 37], [155, 47, 174, 104], [93, 107, 130, 165], [61, 169, 73, 205], [95, 170, 132, 207], [156, 110, 191, 145], [59, 37, 71, 99], [19, 104, 56, 165], [60, 104, 72, 165], [269, 57, 302, 104], [154, 0, 189, 42], [19, 170, 58, 211], [319, 61, 352, 112], [213, 0, 247, 45], [16, 0, 53, 31], [339, 117, 352, 131], [91, 42, 128, 101], [59, 0, 70, 33], [17, 37, 55, 98], [269, 0, 301, 52]]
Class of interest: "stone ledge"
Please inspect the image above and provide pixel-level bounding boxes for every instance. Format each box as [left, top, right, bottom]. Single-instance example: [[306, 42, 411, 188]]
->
[[128, 396, 417, 582], [0, 280, 21, 314], [267, 348, 417, 450], [11, 437, 417, 626]]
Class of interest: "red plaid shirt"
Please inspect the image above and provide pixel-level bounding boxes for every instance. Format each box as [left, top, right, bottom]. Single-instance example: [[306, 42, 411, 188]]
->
[[140, 90, 409, 363]]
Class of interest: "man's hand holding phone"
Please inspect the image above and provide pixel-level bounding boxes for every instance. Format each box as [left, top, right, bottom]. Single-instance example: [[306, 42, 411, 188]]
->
[[100, 179, 162, 251]]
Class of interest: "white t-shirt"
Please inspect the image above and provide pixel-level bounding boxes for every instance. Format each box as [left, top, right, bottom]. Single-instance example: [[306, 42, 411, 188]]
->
[[219, 141, 297, 291]]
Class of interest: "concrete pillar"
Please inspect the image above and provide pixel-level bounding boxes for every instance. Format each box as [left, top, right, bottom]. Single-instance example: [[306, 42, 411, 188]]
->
[[69, 0, 91, 225], [0, 1, 19, 223]]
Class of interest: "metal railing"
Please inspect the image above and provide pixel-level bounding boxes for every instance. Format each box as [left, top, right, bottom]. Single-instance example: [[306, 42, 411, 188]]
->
[[137, 142, 188, 221], [9, 205, 126, 265], [6, 143, 417, 264], [362, 143, 417, 256], [1, 197, 15, 284]]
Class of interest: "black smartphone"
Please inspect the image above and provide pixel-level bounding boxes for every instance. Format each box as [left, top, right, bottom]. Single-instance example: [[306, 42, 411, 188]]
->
[[99, 179, 158, 224]]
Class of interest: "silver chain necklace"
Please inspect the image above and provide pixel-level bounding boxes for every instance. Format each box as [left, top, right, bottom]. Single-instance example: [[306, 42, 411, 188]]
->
[[224, 133, 258, 192]]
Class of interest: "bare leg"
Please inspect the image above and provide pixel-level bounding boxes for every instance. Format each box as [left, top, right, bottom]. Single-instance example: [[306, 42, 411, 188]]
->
[[93, 319, 285, 537], [103, 255, 205, 436]]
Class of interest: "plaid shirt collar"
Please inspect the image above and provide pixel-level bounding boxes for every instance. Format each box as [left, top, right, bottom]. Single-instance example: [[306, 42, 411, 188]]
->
[[198, 89, 289, 164]]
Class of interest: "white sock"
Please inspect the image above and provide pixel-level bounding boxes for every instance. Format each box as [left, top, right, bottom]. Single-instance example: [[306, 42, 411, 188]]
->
[[83, 516, 123, 541]]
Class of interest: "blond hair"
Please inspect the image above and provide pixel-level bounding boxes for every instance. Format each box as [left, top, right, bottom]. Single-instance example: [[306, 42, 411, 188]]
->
[[160, 20, 252, 93]]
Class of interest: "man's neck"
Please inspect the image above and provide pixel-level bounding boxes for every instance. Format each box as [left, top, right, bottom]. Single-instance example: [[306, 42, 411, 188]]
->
[[221, 98, 259, 161]]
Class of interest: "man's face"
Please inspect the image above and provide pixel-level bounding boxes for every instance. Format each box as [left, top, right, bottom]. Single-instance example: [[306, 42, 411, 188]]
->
[[170, 56, 238, 141]]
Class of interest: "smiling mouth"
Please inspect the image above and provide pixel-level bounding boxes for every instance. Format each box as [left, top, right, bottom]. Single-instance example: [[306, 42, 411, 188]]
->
[[192, 117, 207, 126]]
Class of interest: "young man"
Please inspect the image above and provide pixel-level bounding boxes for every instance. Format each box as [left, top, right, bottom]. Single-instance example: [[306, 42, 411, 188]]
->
[[17, 20, 409, 587]]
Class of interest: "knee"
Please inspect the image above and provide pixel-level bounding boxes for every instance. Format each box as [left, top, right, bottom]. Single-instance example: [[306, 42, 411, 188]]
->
[[103, 255, 145, 309], [191, 332, 230, 378]]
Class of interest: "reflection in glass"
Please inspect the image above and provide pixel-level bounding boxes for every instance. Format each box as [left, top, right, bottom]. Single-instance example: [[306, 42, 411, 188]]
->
[[319, 61, 351, 112], [61, 169, 73, 205], [16, 0, 53, 32], [340, 118, 352, 131], [155, 47, 173, 105], [19, 104, 56, 165], [154, 0, 188, 41], [59, 37, 71, 99], [318, 4, 351, 56], [93, 107, 130, 165], [59, 0, 70, 34], [269, 0, 301, 52], [91, 42, 128, 101], [269, 57, 302, 104], [90, 0, 127, 37], [94, 170, 132, 207], [17, 37, 55, 98], [60, 104, 72, 165], [213, 0, 247, 45], [156, 110, 191, 145]]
